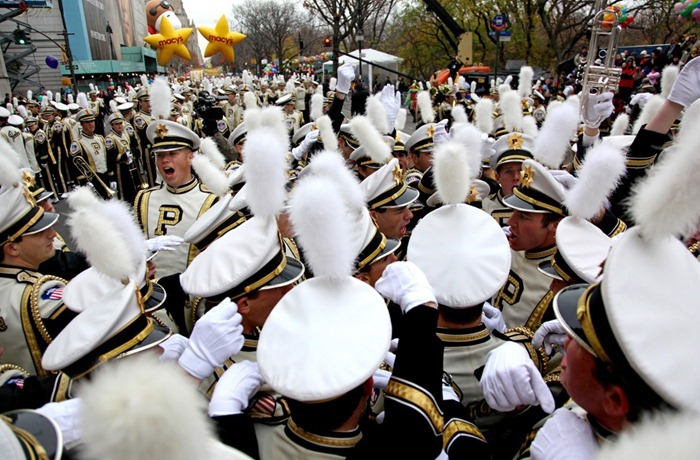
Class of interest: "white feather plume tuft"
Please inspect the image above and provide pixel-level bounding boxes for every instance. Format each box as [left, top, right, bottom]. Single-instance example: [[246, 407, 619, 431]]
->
[[289, 175, 354, 280], [198, 137, 226, 169], [308, 149, 366, 210], [79, 356, 215, 460], [140, 74, 148, 89], [329, 77, 337, 91], [432, 140, 473, 205], [67, 189, 143, 281], [46, 91, 52, 103], [503, 75, 513, 86], [366, 94, 389, 134], [243, 91, 258, 109], [451, 104, 468, 124], [6, 103, 12, 113], [26, 90, 32, 101], [310, 93, 324, 121], [149, 77, 172, 120], [67, 94, 74, 104], [522, 115, 539, 137], [40, 96, 48, 109], [315, 84, 323, 95], [242, 126, 289, 218], [660, 65, 680, 99], [350, 115, 391, 164], [474, 98, 494, 134], [202, 79, 212, 94], [0, 137, 22, 187], [449, 122, 483, 178], [12, 96, 18, 108], [394, 108, 407, 131], [54, 92, 61, 103], [89, 83, 95, 93], [534, 101, 579, 168], [260, 106, 290, 152], [610, 113, 630, 136], [565, 141, 626, 220], [417, 91, 434, 124], [632, 95, 665, 134], [243, 107, 263, 130], [285, 80, 295, 94], [629, 98, 700, 240], [18, 105, 27, 118], [316, 115, 336, 150], [498, 84, 511, 98], [67, 186, 101, 211], [192, 154, 230, 196], [77, 92, 89, 110], [518, 66, 534, 98], [109, 100, 118, 114], [471, 81, 477, 93], [501, 90, 523, 132]]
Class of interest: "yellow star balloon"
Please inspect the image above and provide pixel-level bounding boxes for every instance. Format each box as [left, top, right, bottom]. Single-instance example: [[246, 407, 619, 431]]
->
[[198, 15, 246, 63], [144, 16, 193, 66]]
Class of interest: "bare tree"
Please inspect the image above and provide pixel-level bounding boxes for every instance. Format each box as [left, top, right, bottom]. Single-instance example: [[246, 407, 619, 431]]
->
[[232, 0, 303, 73]]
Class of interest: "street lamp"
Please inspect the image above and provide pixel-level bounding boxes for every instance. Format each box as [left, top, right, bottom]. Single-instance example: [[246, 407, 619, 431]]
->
[[357, 29, 364, 81]]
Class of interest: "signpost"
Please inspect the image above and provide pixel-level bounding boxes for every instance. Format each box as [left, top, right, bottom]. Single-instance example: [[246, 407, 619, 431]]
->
[[491, 14, 509, 88]]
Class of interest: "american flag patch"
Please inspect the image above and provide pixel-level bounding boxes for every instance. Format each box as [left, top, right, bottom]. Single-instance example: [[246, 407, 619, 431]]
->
[[41, 287, 63, 300]]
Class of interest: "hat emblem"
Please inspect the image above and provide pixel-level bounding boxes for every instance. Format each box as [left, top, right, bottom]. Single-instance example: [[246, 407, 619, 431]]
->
[[392, 163, 404, 183], [507, 133, 524, 150], [154, 123, 169, 138], [467, 185, 478, 203], [520, 164, 534, 188], [426, 125, 435, 138]]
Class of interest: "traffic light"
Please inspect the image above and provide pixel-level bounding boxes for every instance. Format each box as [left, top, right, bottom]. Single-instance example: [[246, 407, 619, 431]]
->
[[13, 28, 30, 45], [323, 37, 332, 48]]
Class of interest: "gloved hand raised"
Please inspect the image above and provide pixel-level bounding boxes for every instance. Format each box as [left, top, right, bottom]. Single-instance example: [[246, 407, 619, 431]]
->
[[482, 302, 506, 334], [292, 129, 319, 160], [380, 84, 402, 133], [336, 64, 356, 95], [375, 261, 437, 314], [480, 341, 554, 413], [668, 56, 700, 108], [209, 361, 264, 416], [178, 298, 244, 379]]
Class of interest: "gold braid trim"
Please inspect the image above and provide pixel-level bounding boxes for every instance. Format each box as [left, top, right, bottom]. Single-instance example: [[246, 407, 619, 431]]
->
[[20, 286, 48, 378], [385, 377, 444, 433], [30, 275, 67, 344], [443, 419, 487, 450], [504, 326, 550, 375], [0, 364, 29, 376]]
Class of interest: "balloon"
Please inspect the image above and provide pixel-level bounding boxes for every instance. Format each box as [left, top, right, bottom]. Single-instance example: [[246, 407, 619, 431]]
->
[[45, 55, 59, 69], [693, 7, 700, 17], [144, 16, 193, 66], [197, 15, 246, 63], [675, 2, 684, 11]]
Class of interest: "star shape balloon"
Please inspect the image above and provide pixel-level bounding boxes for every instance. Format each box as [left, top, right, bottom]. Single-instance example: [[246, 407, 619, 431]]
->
[[144, 16, 193, 66], [198, 15, 246, 63]]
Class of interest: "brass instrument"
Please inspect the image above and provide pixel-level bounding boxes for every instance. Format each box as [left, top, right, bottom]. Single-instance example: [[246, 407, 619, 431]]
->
[[580, 0, 624, 126], [72, 155, 117, 198], [122, 148, 149, 191]]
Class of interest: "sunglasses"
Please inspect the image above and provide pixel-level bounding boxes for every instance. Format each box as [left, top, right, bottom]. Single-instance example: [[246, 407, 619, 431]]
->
[[149, 1, 171, 16]]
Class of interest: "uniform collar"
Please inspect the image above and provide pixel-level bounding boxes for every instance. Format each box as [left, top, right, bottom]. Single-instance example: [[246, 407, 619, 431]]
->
[[285, 417, 363, 456], [165, 176, 198, 194], [436, 323, 491, 346], [0, 265, 41, 282], [525, 244, 557, 260]]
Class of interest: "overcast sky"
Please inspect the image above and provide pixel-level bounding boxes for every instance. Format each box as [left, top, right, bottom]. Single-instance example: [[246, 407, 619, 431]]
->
[[181, 0, 242, 56]]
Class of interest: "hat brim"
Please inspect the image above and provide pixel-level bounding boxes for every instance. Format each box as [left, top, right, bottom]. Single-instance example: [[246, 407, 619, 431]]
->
[[259, 256, 305, 291], [503, 193, 549, 214], [537, 259, 562, 281], [3, 409, 63, 460], [144, 280, 166, 313], [24, 211, 59, 237], [119, 322, 172, 359], [553, 284, 596, 356], [380, 185, 419, 209], [35, 190, 54, 203]]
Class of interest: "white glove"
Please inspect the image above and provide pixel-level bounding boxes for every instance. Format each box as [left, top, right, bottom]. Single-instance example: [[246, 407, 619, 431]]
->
[[630, 92, 653, 109], [109, 181, 117, 190], [480, 341, 555, 414], [533, 320, 567, 356], [36, 398, 83, 445], [482, 301, 506, 334], [209, 361, 264, 416], [380, 84, 401, 133], [145, 235, 184, 252], [480, 134, 495, 161], [178, 298, 244, 379], [582, 91, 614, 128], [442, 377, 460, 403], [531, 409, 597, 460], [375, 261, 437, 313], [125, 150, 133, 163], [668, 56, 700, 107], [372, 368, 392, 390], [158, 333, 189, 362], [433, 119, 450, 146], [549, 169, 578, 190], [291, 129, 319, 160], [336, 64, 356, 94]]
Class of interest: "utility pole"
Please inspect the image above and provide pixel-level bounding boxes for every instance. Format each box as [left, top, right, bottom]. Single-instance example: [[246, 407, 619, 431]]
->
[[57, 0, 78, 95]]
